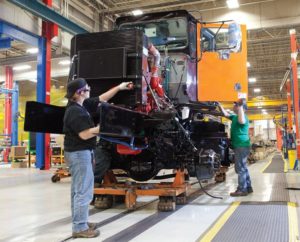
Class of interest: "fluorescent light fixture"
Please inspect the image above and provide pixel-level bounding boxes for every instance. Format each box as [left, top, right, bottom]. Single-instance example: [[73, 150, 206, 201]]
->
[[26, 48, 38, 54], [254, 88, 261, 93], [262, 109, 266, 112], [226, 0, 239, 9], [257, 106, 262, 109], [132, 9, 143, 16], [59, 60, 71, 66], [247, 62, 251, 67], [13, 65, 31, 71], [249, 78, 256, 83]]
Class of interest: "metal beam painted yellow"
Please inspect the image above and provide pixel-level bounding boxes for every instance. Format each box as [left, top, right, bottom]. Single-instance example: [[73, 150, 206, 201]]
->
[[247, 113, 276, 121], [222, 99, 287, 109]]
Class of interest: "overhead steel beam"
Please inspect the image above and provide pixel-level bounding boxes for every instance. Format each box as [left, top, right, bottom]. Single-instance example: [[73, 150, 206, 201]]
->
[[8, 0, 88, 35], [221, 100, 287, 109], [0, 52, 66, 66], [0, 20, 40, 46], [0, 37, 12, 49]]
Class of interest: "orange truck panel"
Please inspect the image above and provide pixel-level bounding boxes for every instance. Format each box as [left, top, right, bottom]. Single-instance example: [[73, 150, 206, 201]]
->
[[197, 24, 248, 102]]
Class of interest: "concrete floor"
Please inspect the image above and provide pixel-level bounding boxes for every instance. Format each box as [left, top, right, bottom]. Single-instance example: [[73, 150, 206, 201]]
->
[[0, 153, 299, 242]]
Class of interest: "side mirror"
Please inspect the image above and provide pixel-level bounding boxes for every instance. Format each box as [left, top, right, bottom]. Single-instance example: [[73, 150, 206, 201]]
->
[[227, 22, 242, 53]]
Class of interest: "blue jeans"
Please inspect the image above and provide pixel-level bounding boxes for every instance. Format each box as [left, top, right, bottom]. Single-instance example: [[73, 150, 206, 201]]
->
[[65, 150, 94, 233], [234, 147, 251, 192]]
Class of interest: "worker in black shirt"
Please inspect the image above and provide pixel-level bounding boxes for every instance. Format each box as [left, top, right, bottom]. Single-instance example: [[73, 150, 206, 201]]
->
[[63, 78, 132, 238]]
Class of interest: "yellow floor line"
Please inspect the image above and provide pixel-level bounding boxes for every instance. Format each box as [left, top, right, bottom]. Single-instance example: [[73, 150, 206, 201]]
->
[[288, 202, 299, 242], [199, 202, 240, 242], [282, 153, 288, 173], [261, 155, 274, 173]]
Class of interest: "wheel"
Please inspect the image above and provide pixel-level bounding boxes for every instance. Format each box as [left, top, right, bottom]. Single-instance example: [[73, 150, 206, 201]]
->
[[51, 174, 61, 183], [176, 193, 187, 205], [158, 196, 176, 211], [215, 172, 226, 183], [94, 195, 113, 209], [126, 150, 158, 181]]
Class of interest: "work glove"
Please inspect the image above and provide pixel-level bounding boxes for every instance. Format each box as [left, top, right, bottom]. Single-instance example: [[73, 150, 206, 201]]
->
[[119, 82, 134, 90]]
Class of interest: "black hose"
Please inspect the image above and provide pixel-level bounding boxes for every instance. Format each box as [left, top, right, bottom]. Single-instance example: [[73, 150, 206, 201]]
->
[[198, 180, 223, 199]]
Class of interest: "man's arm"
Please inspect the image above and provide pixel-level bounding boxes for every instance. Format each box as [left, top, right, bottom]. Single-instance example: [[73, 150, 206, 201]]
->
[[218, 103, 231, 118], [99, 82, 133, 102], [237, 106, 246, 124], [78, 125, 100, 140]]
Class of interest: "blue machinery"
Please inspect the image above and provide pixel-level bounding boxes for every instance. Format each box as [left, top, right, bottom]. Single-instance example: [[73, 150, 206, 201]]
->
[[0, 0, 88, 168]]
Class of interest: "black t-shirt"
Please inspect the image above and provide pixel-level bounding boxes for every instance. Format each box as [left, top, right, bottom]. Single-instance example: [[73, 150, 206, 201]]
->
[[63, 99, 99, 152], [83, 97, 101, 124]]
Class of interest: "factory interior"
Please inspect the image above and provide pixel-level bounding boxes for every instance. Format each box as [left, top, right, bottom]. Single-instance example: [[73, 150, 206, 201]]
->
[[1, 0, 300, 241]]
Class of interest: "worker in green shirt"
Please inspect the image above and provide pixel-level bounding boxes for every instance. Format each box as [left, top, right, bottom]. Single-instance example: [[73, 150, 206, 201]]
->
[[219, 98, 253, 196]]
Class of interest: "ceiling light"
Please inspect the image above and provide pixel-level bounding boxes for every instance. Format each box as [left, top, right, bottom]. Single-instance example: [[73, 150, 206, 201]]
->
[[226, 0, 239, 9], [26, 48, 38, 54], [262, 109, 266, 112], [13, 65, 31, 71], [247, 62, 251, 68], [132, 9, 143, 16], [254, 88, 261, 93], [257, 106, 262, 109], [59, 60, 71, 66], [249, 78, 256, 83]]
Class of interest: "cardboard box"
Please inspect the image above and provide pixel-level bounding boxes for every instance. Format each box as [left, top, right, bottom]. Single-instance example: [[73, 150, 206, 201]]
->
[[11, 146, 26, 157], [11, 160, 27, 168]]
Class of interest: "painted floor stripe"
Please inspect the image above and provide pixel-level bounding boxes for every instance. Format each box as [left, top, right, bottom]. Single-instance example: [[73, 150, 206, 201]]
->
[[261, 155, 274, 173], [288, 202, 299, 242], [281, 153, 288, 173], [102, 183, 218, 242], [198, 201, 240, 242]]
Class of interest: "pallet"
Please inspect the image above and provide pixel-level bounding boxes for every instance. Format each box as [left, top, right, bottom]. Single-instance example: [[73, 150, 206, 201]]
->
[[93, 169, 191, 211]]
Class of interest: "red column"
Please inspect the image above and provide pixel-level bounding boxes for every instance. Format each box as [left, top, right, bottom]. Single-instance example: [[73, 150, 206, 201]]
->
[[290, 29, 300, 159], [3, 66, 13, 162], [42, 0, 58, 169], [286, 79, 293, 133], [276, 127, 283, 150]]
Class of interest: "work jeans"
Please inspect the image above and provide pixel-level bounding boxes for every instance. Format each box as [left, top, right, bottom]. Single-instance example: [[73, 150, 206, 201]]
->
[[65, 150, 94, 233], [234, 147, 252, 192]]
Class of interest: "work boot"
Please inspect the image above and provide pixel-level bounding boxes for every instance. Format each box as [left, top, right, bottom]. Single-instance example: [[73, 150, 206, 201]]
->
[[230, 190, 248, 197], [247, 187, 253, 193], [72, 228, 100, 238], [88, 222, 97, 230]]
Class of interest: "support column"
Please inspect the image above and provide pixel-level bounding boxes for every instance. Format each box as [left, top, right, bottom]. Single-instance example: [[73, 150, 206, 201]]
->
[[3, 66, 13, 162], [11, 82, 19, 146], [286, 79, 293, 133], [290, 29, 300, 159], [276, 127, 283, 151], [38, 0, 58, 170], [36, 37, 46, 169]]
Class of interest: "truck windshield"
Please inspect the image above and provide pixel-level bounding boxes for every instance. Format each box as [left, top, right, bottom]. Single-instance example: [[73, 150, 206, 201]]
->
[[119, 18, 188, 51]]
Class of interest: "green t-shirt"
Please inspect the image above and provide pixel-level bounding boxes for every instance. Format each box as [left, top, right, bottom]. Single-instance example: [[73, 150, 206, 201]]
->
[[229, 114, 251, 148]]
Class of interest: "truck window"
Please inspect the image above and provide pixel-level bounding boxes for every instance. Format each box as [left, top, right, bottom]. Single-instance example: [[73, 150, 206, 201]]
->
[[119, 18, 188, 51]]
